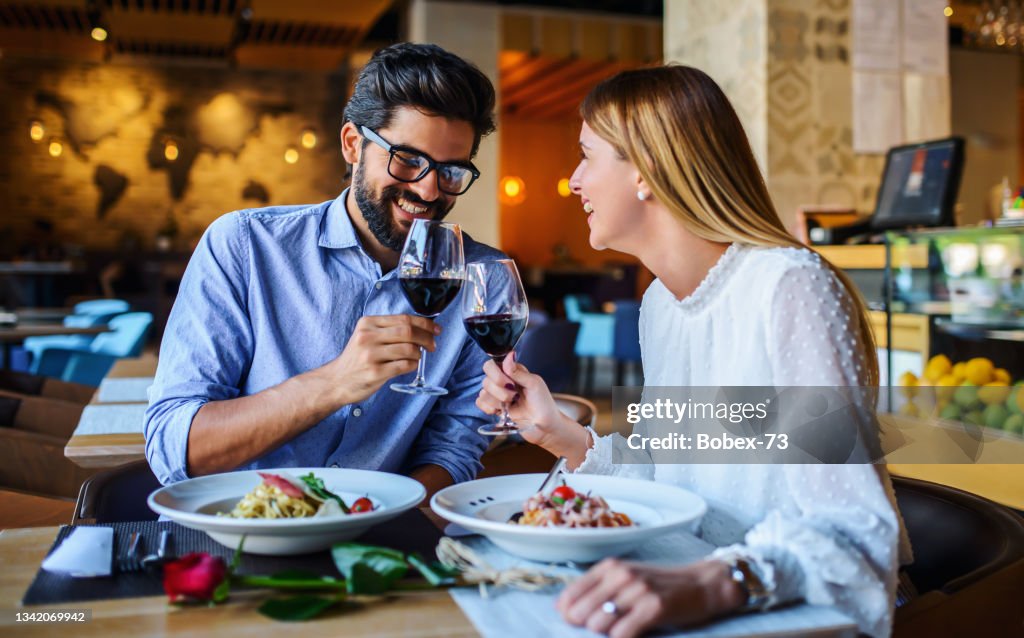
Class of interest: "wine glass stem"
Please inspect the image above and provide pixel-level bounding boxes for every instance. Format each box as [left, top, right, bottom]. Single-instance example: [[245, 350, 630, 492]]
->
[[412, 346, 428, 387], [499, 401, 512, 429]]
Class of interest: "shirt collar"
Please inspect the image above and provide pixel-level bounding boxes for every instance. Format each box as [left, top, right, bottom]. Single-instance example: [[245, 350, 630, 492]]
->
[[318, 188, 360, 249]]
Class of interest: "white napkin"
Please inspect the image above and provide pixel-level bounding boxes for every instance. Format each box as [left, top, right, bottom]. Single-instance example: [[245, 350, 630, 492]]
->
[[41, 527, 113, 578]]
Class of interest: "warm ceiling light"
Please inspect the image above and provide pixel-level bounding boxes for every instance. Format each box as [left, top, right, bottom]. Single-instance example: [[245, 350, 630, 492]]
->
[[301, 130, 317, 149], [48, 139, 63, 157], [29, 121, 45, 142], [164, 140, 179, 162], [91, 27, 108, 42], [284, 147, 299, 164], [557, 178, 571, 197], [943, 6, 953, 17], [499, 176, 526, 205]]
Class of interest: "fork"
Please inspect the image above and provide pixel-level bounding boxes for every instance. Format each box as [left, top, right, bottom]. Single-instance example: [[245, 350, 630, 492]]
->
[[117, 532, 144, 573], [141, 530, 171, 569]]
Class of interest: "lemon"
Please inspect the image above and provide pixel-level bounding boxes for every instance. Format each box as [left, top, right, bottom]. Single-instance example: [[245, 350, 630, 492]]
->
[[994, 368, 1012, 385], [953, 383, 980, 409], [897, 371, 918, 398], [978, 382, 1011, 406], [899, 402, 920, 417], [965, 358, 995, 386], [924, 354, 953, 382], [935, 374, 959, 402], [952, 362, 967, 383]]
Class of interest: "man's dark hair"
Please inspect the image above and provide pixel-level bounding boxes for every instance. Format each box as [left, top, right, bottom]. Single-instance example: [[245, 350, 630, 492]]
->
[[343, 42, 496, 158]]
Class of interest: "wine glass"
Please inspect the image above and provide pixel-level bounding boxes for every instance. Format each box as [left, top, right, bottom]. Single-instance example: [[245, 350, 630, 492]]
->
[[462, 259, 530, 435], [390, 219, 465, 396]]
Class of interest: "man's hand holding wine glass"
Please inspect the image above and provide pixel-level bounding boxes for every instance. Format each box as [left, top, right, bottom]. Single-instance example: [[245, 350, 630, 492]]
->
[[329, 314, 441, 405]]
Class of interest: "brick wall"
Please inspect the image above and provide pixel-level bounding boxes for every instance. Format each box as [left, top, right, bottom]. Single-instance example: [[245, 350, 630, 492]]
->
[[0, 55, 349, 253]]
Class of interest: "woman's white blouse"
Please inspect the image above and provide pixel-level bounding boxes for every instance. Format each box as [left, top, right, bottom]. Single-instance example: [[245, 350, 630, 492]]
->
[[576, 244, 909, 638]]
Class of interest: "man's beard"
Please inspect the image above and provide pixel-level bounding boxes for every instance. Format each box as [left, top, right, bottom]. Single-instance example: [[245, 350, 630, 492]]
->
[[352, 165, 454, 252]]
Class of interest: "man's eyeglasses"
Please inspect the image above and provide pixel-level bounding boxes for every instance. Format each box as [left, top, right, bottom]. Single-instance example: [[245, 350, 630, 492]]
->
[[360, 125, 480, 196]]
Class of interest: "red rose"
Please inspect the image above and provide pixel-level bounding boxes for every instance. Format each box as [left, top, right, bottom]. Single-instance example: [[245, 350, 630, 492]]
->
[[163, 552, 228, 601]]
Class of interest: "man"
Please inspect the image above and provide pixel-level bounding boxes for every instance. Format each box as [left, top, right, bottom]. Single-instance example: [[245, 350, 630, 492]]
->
[[145, 43, 502, 499]]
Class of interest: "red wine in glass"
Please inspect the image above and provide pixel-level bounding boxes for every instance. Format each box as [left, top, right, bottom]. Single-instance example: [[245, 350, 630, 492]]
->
[[463, 314, 527, 360], [462, 259, 530, 435], [400, 277, 464, 318], [391, 220, 465, 396]]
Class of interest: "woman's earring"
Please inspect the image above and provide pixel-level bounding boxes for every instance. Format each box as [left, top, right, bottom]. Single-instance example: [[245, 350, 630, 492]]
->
[[637, 191, 648, 201]]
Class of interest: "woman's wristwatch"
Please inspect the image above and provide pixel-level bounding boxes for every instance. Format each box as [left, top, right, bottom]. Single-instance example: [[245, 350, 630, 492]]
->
[[719, 555, 775, 612]]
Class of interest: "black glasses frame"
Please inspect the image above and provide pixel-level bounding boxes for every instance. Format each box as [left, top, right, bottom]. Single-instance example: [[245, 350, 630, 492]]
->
[[360, 125, 480, 196]]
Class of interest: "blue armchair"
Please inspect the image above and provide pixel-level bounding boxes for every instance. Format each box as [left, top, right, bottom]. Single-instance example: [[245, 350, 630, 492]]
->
[[23, 299, 131, 368], [563, 295, 614, 395], [33, 312, 153, 386]]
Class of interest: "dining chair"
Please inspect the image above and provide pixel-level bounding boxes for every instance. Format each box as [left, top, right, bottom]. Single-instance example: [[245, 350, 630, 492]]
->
[[73, 460, 162, 524], [892, 476, 1024, 636], [23, 299, 131, 367], [563, 294, 614, 395], [516, 319, 580, 394], [477, 393, 597, 478], [33, 312, 153, 386], [612, 300, 642, 386]]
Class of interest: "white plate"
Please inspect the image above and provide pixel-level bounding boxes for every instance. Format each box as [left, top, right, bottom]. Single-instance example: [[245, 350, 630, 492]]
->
[[430, 474, 706, 563], [148, 468, 425, 556]]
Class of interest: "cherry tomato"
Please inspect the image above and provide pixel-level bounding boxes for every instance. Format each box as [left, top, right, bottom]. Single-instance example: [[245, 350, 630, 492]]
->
[[351, 497, 374, 513], [551, 485, 576, 505]]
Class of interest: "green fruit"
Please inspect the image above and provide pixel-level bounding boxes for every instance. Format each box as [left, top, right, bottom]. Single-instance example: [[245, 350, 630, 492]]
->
[[1008, 385, 1024, 415], [939, 404, 962, 420], [953, 383, 980, 409], [983, 404, 1009, 429], [964, 410, 984, 426], [1004, 414, 1024, 435]]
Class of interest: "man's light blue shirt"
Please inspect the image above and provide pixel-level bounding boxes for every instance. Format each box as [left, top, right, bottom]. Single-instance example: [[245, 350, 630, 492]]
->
[[145, 191, 504, 485]]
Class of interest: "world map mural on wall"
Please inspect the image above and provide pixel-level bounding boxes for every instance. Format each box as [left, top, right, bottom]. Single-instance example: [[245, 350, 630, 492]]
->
[[34, 88, 292, 213]]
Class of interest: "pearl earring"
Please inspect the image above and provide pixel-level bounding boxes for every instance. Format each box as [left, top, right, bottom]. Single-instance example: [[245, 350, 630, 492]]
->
[[637, 191, 647, 201]]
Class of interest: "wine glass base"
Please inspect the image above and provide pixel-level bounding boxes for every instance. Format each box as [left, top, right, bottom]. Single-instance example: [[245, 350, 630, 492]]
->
[[390, 382, 448, 396], [477, 420, 530, 436]]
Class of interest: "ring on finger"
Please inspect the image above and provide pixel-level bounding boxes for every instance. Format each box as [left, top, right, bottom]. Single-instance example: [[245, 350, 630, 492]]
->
[[601, 600, 621, 617]]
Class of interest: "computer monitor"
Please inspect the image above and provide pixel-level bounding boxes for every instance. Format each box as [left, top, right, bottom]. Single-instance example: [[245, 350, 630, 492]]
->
[[870, 136, 965, 230]]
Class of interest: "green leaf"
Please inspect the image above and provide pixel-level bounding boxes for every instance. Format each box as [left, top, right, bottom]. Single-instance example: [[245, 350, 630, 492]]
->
[[257, 594, 342, 621], [407, 553, 459, 587], [332, 543, 407, 577], [212, 577, 231, 604], [229, 535, 246, 574], [348, 562, 390, 594], [300, 473, 350, 513]]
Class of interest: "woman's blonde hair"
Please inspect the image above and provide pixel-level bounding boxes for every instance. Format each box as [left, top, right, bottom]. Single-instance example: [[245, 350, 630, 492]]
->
[[582, 65, 878, 385]]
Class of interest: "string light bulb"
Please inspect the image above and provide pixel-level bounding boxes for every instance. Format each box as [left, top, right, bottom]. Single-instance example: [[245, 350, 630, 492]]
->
[[164, 139, 179, 161], [499, 176, 526, 205], [48, 139, 63, 157], [301, 129, 317, 149], [284, 147, 299, 164], [91, 27, 107, 42]]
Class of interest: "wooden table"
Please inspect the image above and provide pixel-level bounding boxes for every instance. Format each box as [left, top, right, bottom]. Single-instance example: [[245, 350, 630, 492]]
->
[[0, 525, 478, 637], [0, 491, 74, 530]]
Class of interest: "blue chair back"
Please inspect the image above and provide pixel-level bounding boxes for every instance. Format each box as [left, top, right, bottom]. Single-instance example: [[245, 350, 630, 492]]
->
[[563, 295, 592, 321], [612, 300, 642, 363], [90, 312, 153, 358], [562, 294, 614, 358], [517, 320, 581, 394], [63, 300, 131, 328]]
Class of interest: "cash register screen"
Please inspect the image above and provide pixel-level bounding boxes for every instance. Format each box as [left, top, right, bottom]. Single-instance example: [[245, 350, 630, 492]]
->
[[870, 137, 964, 230]]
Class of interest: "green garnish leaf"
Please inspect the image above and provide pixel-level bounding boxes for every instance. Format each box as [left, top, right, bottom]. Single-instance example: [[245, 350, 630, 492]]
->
[[407, 553, 459, 587], [300, 472, 350, 514], [331, 543, 409, 594]]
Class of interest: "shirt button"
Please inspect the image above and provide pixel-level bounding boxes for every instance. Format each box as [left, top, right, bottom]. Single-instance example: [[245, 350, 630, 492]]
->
[[330, 463, 339, 468], [352, 407, 363, 417], [374, 282, 382, 290]]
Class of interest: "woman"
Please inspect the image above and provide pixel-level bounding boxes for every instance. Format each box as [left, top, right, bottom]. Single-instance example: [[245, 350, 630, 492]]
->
[[477, 66, 910, 638]]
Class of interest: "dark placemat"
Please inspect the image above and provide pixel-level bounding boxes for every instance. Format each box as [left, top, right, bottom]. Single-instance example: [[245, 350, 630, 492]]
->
[[22, 508, 443, 605]]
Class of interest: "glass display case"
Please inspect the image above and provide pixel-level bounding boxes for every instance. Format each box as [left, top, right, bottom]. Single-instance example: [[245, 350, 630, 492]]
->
[[883, 225, 1024, 435]]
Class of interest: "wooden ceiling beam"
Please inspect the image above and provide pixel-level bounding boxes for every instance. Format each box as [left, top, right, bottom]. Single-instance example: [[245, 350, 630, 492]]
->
[[500, 55, 574, 95]]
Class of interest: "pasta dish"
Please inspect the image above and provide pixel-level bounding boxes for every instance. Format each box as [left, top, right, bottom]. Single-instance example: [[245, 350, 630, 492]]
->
[[514, 482, 632, 528], [221, 471, 376, 519]]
